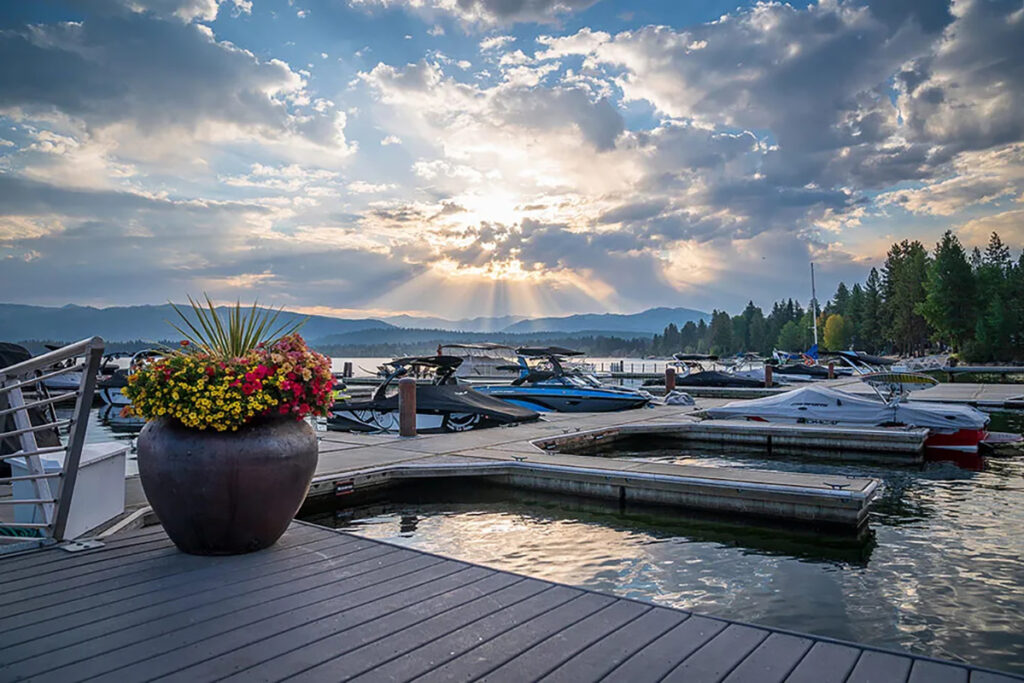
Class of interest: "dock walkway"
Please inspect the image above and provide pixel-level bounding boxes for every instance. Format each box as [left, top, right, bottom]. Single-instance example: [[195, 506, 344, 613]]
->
[[2, 522, 1020, 682], [307, 402, 890, 528]]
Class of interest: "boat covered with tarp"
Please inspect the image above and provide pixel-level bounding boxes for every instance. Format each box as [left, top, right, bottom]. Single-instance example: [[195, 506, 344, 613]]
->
[[706, 373, 991, 453]]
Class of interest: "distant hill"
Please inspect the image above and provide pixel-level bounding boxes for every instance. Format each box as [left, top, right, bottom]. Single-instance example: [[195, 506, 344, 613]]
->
[[0, 303, 393, 343], [501, 307, 707, 334], [381, 314, 527, 332], [0, 303, 708, 347]]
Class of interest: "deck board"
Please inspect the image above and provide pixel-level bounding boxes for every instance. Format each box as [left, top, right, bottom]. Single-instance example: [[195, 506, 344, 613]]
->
[[1, 522, 1021, 683]]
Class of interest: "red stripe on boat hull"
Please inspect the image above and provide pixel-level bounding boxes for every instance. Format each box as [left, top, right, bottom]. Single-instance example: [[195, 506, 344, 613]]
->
[[924, 428, 988, 454]]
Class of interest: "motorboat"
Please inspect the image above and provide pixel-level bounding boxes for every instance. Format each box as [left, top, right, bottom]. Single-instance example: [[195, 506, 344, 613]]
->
[[830, 350, 896, 374], [38, 346, 123, 393], [474, 347, 652, 412], [706, 372, 991, 454], [438, 343, 521, 380], [648, 354, 773, 388], [97, 350, 162, 406], [328, 355, 540, 433]]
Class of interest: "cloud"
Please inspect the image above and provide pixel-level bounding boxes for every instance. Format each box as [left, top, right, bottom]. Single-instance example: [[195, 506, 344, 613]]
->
[[347, 180, 397, 193], [480, 35, 515, 50], [350, 0, 600, 25], [897, 0, 1024, 154], [958, 208, 1024, 248], [0, 8, 350, 153]]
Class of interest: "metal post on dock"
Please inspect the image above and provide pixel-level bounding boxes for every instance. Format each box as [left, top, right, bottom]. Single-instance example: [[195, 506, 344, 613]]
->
[[828, 362, 835, 380], [343, 361, 353, 378], [665, 366, 676, 393], [398, 377, 416, 437], [764, 365, 773, 387]]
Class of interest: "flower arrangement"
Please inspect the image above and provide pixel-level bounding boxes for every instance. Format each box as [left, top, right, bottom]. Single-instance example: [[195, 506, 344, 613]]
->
[[122, 297, 334, 431]]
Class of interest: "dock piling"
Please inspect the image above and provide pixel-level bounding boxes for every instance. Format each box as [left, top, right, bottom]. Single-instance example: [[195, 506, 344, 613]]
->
[[665, 366, 676, 392], [828, 362, 835, 380], [764, 365, 773, 387], [398, 377, 416, 437]]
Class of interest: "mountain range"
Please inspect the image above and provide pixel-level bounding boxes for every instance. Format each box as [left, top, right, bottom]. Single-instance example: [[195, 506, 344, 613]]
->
[[0, 303, 709, 343]]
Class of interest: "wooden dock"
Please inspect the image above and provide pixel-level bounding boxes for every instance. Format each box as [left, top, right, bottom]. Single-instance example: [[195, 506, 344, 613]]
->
[[1, 522, 1020, 682], [302, 403, 895, 528]]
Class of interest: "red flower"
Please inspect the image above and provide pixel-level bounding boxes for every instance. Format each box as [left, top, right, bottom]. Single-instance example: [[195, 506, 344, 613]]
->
[[279, 404, 290, 414], [242, 383, 255, 395], [180, 340, 189, 347], [287, 372, 296, 380], [205, 366, 216, 377], [245, 371, 256, 383], [256, 364, 270, 379]]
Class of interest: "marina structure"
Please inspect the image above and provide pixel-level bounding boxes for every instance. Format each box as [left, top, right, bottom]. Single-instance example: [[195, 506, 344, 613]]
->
[[2, 339, 1024, 680]]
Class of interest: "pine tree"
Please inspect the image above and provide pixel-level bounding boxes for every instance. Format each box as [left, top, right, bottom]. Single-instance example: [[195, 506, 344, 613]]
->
[[777, 321, 803, 351], [861, 268, 883, 353], [696, 319, 709, 353], [882, 240, 931, 354], [709, 310, 734, 355], [919, 230, 976, 351], [984, 232, 1011, 273], [973, 232, 1013, 358], [847, 284, 864, 347], [680, 321, 698, 352], [832, 283, 851, 317]]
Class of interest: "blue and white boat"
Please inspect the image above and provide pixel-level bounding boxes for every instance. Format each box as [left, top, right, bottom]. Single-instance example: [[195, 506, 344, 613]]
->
[[473, 347, 652, 413]]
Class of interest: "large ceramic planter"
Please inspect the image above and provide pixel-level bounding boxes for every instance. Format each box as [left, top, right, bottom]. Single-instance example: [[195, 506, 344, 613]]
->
[[137, 416, 318, 555]]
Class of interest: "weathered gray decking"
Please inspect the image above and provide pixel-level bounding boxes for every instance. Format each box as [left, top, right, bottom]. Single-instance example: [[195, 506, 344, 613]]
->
[[2, 522, 1021, 682]]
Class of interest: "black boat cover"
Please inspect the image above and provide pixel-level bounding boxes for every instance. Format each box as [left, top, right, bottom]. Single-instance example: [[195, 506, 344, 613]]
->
[[674, 370, 765, 388], [774, 363, 831, 377], [516, 346, 584, 357], [673, 353, 719, 361], [339, 385, 540, 424]]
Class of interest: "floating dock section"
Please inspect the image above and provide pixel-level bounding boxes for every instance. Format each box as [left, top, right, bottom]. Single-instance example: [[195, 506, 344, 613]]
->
[[307, 457, 882, 528], [537, 420, 928, 461]]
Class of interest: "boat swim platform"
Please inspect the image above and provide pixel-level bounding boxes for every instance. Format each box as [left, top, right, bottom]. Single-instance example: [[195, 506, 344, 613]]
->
[[2, 522, 1021, 683]]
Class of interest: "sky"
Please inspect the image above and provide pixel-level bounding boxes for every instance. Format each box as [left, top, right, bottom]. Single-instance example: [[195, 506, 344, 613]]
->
[[0, 0, 1022, 320]]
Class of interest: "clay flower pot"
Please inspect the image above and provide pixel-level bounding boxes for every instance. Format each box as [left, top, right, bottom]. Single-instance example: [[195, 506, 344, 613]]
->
[[137, 416, 317, 555]]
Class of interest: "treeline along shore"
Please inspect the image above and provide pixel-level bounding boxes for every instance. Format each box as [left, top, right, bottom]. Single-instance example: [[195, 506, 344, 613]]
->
[[652, 231, 1024, 362]]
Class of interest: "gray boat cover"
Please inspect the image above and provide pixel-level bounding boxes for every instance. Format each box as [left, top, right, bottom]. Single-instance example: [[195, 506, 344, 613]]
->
[[706, 385, 988, 433]]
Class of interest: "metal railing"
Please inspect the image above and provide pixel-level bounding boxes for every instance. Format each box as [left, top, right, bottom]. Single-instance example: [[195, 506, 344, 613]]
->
[[0, 337, 105, 551]]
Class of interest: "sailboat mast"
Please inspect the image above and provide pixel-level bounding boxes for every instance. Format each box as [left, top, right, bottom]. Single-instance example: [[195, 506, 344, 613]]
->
[[810, 262, 819, 347]]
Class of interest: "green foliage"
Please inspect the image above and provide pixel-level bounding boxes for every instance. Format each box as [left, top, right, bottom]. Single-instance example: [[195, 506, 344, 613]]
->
[[882, 240, 930, 354], [823, 314, 848, 350], [776, 320, 803, 351], [919, 231, 976, 350], [709, 310, 734, 355], [168, 294, 307, 359]]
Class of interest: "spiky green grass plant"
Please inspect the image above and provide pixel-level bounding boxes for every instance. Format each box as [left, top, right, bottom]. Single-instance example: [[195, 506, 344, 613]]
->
[[167, 294, 307, 359]]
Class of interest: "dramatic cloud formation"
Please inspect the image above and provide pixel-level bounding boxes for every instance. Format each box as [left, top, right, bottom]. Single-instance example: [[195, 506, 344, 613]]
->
[[1, 0, 1022, 317]]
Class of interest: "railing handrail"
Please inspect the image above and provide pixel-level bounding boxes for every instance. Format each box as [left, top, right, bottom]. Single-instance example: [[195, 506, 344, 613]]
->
[[0, 337, 106, 547], [0, 337, 104, 382]]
